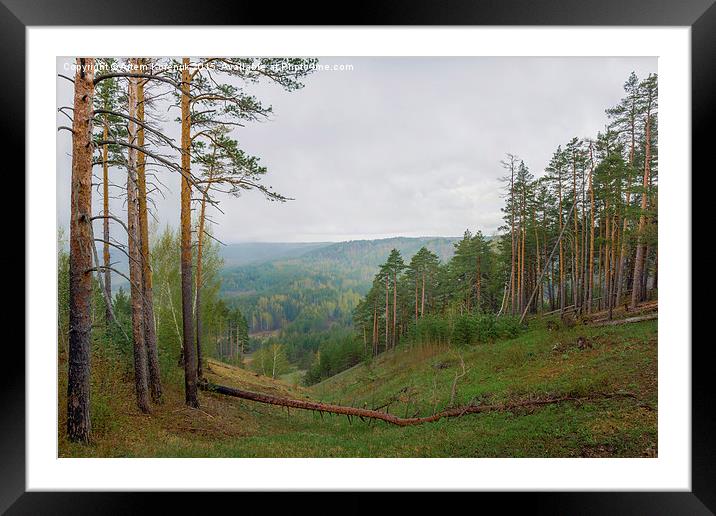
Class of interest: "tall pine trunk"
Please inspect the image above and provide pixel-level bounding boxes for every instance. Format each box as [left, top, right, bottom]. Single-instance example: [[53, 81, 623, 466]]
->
[[372, 302, 378, 356], [604, 204, 612, 317], [476, 249, 482, 312], [195, 184, 210, 380], [384, 274, 389, 352], [414, 277, 418, 322], [136, 66, 162, 403], [558, 171, 565, 313], [392, 272, 397, 348], [587, 144, 595, 313], [67, 58, 95, 443], [194, 144, 216, 380], [421, 271, 426, 317], [180, 57, 199, 407], [127, 66, 151, 413], [101, 112, 112, 326], [572, 158, 579, 309], [615, 191, 630, 305], [609, 215, 618, 318], [509, 163, 516, 315], [617, 109, 636, 306], [631, 112, 652, 309]]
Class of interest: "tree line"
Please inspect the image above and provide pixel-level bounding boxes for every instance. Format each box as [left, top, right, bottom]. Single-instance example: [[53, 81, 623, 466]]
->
[[61, 57, 314, 442], [352, 71, 658, 358]]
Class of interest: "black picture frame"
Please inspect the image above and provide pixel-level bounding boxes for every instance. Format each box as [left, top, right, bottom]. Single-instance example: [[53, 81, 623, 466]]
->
[[6, 0, 708, 512]]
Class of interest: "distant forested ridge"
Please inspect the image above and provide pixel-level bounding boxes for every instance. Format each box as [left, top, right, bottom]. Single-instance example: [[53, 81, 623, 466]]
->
[[220, 241, 332, 268], [220, 236, 463, 334]]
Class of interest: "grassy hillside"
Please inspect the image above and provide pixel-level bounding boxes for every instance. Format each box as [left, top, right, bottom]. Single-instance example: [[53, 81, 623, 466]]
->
[[59, 317, 657, 458]]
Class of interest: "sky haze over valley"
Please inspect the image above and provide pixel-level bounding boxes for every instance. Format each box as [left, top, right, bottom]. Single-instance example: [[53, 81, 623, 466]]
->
[[56, 56, 657, 243]]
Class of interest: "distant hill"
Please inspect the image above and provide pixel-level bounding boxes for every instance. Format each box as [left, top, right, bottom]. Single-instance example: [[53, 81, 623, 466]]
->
[[220, 241, 332, 268], [300, 236, 459, 269], [220, 236, 462, 297], [110, 236, 465, 295], [219, 236, 463, 335]]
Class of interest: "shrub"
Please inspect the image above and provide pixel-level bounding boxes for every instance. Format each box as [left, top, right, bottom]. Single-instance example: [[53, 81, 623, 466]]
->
[[495, 315, 523, 339], [404, 312, 526, 350], [408, 314, 451, 345], [451, 315, 475, 348], [473, 313, 498, 342]]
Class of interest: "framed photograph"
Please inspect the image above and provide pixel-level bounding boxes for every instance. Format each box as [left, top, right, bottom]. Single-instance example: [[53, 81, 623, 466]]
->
[[9, 0, 709, 511]]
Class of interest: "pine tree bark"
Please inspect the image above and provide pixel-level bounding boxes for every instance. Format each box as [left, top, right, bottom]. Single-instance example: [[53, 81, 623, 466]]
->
[[604, 204, 612, 317], [476, 248, 482, 312], [67, 58, 95, 443], [127, 64, 151, 414], [572, 156, 580, 309], [372, 302, 378, 356], [609, 215, 618, 318], [631, 112, 652, 310], [616, 104, 636, 306], [136, 66, 162, 403], [533, 212, 540, 313], [509, 162, 516, 315], [558, 168, 565, 313], [384, 273, 389, 353], [597, 216, 604, 311], [194, 171, 212, 379], [101, 111, 112, 326], [587, 144, 595, 313], [180, 57, 199, 407], [548, 241, 555, 312], [414, 276, 419, 322], [193, 142, 218, 377], [615, 191, 630, 305], [520, 185, 526, 312], [421, 271, 426, 317], [392, 271, 397, 348]]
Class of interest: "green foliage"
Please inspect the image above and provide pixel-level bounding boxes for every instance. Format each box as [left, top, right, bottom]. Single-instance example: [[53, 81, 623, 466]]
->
[[404, 312, 524, 350], [150, 227, 184, 379], [303, 332, 367, 385], [405, 315, 452, 346], [451, 315, 474, 348], [251, 342, 290, 379], [220, 237, 459, 334], [57, 229, 70, 356], [105, 287, 133, 364]]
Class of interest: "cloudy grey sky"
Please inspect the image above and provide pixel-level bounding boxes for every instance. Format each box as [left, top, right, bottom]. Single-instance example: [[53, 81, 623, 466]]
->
[[57, 57, 656, 243]]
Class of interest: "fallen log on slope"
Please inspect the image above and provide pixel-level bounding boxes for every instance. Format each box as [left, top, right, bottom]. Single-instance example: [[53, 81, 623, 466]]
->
[[590, 313, 658, 327], [201, 382, 643, 427]]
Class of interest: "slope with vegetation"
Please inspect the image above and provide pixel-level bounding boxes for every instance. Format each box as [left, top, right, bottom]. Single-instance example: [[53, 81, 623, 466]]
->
[[58, 58, 658, 458], [59, 315, 656, 458]]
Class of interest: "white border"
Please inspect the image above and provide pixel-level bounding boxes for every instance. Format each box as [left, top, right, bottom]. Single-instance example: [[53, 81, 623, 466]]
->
[[28, 27, 691, 491]]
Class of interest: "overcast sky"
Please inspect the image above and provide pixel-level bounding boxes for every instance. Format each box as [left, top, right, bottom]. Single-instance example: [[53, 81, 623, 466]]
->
[[56, 56, 656, 243]]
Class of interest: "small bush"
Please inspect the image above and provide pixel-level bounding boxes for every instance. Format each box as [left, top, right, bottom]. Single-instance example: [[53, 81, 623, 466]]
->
[[451, 315, 474, 348], [407, 315, 451, 346], [495, 316, 523, 339], [473, 313, 498, 342]]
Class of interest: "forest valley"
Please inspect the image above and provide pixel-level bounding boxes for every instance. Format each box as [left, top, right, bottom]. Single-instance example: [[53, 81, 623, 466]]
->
[[58, 58, 658, 457]]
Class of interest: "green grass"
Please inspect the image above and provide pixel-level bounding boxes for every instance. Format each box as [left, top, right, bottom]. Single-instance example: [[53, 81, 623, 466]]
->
[[59, 318, 657, 458]]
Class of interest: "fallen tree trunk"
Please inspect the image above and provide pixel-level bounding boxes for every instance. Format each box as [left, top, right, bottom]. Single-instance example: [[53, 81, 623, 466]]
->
[[542, 304, 575, 316], [201, 382, 641, 427], [591, 313, 658, 327]]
